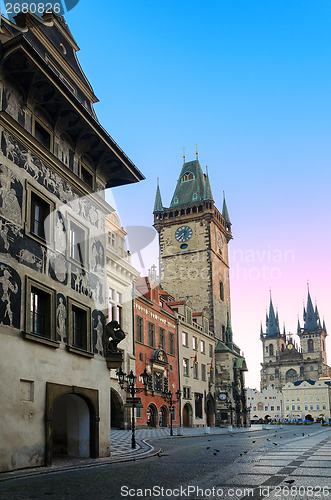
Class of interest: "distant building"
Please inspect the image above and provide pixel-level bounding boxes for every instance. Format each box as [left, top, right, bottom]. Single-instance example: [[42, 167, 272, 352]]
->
[[168, 299, 216, 427], [105, 213, 139, 429], [260, 290, 330, 391], [282, 379, 331, 422], [134, 276, 179, 429], [246, 386, 283, 422]]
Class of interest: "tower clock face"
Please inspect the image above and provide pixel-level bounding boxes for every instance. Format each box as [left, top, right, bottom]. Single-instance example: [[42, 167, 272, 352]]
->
[[175, 226, 193, 242], [217, 231, 223, 248]]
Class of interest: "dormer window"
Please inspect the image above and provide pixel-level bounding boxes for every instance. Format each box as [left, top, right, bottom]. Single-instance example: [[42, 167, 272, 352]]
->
[[174, 197, 179, 204], [192, 193, 197, 200], [181, 172, 195, 183]]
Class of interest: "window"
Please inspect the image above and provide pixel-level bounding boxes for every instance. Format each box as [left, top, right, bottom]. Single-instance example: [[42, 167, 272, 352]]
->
[[322, 404, 326, 410], [183, 358, 189, 377], [182, 331, 188, 347], [80, 164, 94, 188], [69, 219, 87, 266], [183, 387, 191, 399], [148, 322, 155, 347], [220, 281, 224, 301], [174, 197, 178, 204], [277, 406, 280, 411], [169, 332, 175, 355], [193, 363, 198, 379], [265, 406, 268, 411], [26, 184, 54, 244], [109, 289, 122, 325], [139, 353, 143, 361], [181, 172, 195, 183], [195, 393, 203, 419], [308, 339, 314, 352], [304, 405, 308, 411], [136, 316, 144, 343], [200, 340, 205, 353], [310, 405, 314, 410], [286, 405, 290, 411], [159, 327, 165, 349], [316, 404, 320, 410], [270, 406, 274, 411], [291, 405, 295, 411], [108, 231, 115, 247], [193, 336, 197, 350], [209, 344, 213, 357], [192, 193, 197, 200], [68, 298, 91, 354], [26, 279, 56, 343], [269, 344, 274, 356], [34, 120, 51, 150], [201, 364, 206, 381], [136, 407, 142, 418]]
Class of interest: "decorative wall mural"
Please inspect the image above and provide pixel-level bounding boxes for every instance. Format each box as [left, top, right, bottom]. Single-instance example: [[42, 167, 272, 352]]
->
[[0, 163, 22, 226], [0, 264, 20, 329], [91, 239, 104, 272], [3, 87, 25, 126], [49, 253, 67, 284], [0, 217, 22, 253], [71, 266, 93, 298], [55, 211, 66, 254], [56, 294, 67, 342], [92, 310, 104, 356]]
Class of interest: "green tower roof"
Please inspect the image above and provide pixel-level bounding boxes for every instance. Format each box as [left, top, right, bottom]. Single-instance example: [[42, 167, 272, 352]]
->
[[222, 192, 231, 223], [170, 156, 208, 208]]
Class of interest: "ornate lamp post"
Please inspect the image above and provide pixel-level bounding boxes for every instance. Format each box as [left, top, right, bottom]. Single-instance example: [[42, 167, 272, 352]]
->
[[116, 367, 149, 449], [162, 388, 181, 436]]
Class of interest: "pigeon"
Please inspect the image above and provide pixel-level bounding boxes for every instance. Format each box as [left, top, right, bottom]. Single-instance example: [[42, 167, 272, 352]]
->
[[206, 447, 210, 450], [243, 451, 248, 454], [214, 449, 220, 452], [252, 440, 256, 443], [213, 452, 217, 456], [230, 434, 233, 437], [302, 433, 305, 436], [239, 453, 243, 456], [285, 480, 295, 484], [274, 435, 277, 437], [267, 438, 271, 441], [208, 439, 211, 442], [273, 442, 278, 446]]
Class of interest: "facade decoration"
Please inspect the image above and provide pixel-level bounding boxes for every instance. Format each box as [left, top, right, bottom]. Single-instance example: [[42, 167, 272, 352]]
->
[[246, 386, 283, 423], [0, 11, 143, 473], [282, 379, 331, 422]]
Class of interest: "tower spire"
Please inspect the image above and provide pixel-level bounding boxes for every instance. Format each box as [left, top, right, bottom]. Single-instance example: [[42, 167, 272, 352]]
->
[[153, 178, 164, 212], [304, 286, 319, 331], [222, 191, 231, 224], [203, 166, 213, 201], [265, 293, 280, 336]]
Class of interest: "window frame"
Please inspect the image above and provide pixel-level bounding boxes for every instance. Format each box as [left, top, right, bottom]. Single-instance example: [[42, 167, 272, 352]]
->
[[24, 277, 57, 347], [79, 162, 95, 189], [25, 182, 54, 246], [67, 297, 92, 357], [33, 117, 53, 151], [169, 332, 175, 356], [67, 216, 89, 268], [148, 321, 155, 348], [136, 315, 144, 343]]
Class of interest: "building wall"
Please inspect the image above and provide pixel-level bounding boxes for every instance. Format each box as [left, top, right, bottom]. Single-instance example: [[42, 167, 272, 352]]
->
[[282, 379, 331, 421], [246, 386, 283, 422]]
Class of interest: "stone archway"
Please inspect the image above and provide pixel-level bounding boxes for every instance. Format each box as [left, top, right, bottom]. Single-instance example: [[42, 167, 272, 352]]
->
[[147, 404, 157, 428], [46, 383, 99, 466], [53, 394, 90, 458], [183, 402, 193, 427], [111, 389, 124, 429], [159, 405, 168, 427], [206, 394, 215, 427]]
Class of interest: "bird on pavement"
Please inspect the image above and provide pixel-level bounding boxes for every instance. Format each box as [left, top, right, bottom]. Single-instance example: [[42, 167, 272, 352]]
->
[[214, 449, 220, 452], [285, 480, 295, 484], [252, 440, 256, 443], [273, 443, 278, 445], [206, 447, 210, 450], [267, 438, 271, 441]]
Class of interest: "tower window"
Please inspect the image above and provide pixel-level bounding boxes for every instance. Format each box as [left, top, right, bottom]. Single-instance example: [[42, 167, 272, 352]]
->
[[174, 197, 179, 204], [220, 281, 224, 301], [269, 344, 274, 356], [308, 339, 314, 352], [192, 193, 197, 200], [181, 172, 195, 183]]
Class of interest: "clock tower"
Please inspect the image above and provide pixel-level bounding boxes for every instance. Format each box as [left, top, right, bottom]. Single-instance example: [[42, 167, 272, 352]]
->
[[153, 154, 232, 341]]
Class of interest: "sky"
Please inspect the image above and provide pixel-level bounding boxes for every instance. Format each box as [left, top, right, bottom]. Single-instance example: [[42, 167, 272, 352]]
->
[[3, 0, 331, 388]]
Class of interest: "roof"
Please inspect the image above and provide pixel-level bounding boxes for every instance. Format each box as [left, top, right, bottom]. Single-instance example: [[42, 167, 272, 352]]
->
[[169, 157, 213, 208]]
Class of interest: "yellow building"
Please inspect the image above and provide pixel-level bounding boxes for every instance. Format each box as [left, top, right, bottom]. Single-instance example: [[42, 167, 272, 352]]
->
[[282, 379, 331, 422]]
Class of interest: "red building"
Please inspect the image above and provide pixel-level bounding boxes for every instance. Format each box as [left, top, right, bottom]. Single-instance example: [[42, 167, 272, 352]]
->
[[134, 277, 179, 429]]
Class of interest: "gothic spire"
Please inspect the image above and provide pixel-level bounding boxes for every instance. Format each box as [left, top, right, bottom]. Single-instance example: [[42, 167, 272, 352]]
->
[[265, 294, 280, 336], [153, 178, 164, 212], [222, 191, 231, 224], [225, 305, 233, 347], [304, 287, 319, 331], [203, 166, 213, 201], [170, 157, 206, 207]]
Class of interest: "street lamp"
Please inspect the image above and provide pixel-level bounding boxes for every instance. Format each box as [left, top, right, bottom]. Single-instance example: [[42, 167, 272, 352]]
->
[[162, 388, 181, 436], [116, 367, 149, 449]]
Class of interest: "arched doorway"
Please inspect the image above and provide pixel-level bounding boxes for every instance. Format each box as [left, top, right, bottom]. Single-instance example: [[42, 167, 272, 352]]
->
[[111, 389, 124, 429], [183, 403, 193, 427], [305, 414, 314, 422], [46, 382, 99, 466], [147, 404, 157, 427], [206, 395, 215, 426], [53, 394, 90, 458], [159, 405, 168, 427]]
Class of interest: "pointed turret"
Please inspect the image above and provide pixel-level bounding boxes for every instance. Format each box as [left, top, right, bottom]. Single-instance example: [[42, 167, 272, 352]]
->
[[203, 167, 213, 201], [222, 191, 231, 224], [260, 322, 264, 337], [225, 306, 233, 348], [265, 295, 280, 337], [154, 178, 164, 212], [283, 323, 286, 338], [297, 317, 301, 333], [323, 318, 327, 333], [304, 288, 319, 331]]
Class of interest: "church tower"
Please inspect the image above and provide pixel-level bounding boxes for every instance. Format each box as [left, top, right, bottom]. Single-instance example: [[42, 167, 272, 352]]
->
[[299, 288, 328, 376], [153, 154, 232, 340]]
